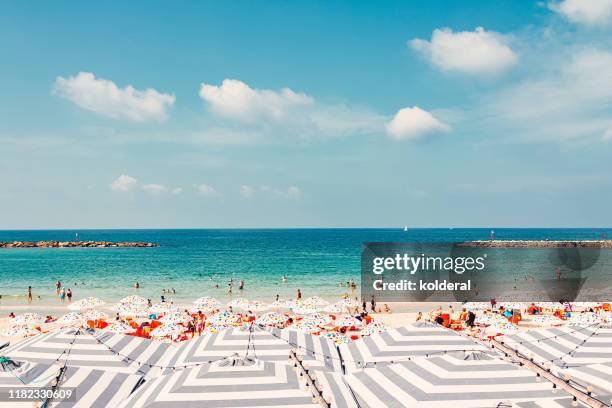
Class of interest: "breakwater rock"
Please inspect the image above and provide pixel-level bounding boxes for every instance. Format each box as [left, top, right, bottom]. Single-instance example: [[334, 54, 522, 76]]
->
[[0, 241, 158, 248], [458, 240, 612, 248]]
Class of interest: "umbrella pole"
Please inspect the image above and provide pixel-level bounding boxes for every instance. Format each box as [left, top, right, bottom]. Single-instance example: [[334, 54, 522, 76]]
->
[[290, 350, 330, 408], [490, 339, 606, 408]]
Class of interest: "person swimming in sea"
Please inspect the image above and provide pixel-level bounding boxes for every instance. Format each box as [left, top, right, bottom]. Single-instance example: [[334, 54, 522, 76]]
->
[[282, 275, 287, 283]]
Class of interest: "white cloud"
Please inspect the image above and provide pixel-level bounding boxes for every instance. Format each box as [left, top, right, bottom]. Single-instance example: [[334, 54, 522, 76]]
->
[[286, 186, 302, 199], [549, 0, 612, 26], [198, 79, 385, 141], [483, 48, 612, 142], [142, 184, 168, 195], [54, 72, 175, 122], [410, 27, 518, 75], [196, 184, 218, 196], [260, 185, 303, 199], [110, 175, 137, 192], [385, 107, 451, 140], [171, 187, 183, 195], [239, 185, 254, 198], [199, 79, 313, 122]]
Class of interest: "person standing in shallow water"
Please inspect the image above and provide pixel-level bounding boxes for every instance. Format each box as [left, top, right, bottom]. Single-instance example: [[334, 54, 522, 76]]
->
[[296, 289, 301, 300], [67, 288, 72, 302], [27, 286, 32, 303]]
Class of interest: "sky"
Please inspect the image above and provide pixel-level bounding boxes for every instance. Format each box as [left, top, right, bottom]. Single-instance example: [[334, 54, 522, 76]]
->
[[1, 0, 612, 229]]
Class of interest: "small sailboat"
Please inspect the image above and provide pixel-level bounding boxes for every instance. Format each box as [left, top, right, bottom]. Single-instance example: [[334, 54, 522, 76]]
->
[[404, 225, 408, 232]]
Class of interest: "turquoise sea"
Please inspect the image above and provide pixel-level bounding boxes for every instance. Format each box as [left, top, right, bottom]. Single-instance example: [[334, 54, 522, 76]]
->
[[0, 229, 611, 305]]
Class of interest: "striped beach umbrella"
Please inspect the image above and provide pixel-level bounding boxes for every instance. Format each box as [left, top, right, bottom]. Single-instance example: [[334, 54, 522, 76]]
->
[[0, 358, 144, 408], [119, 358, 319, 408], [270, 328, 343, 372], [161, 326, 292, 372], [315, 351, 576, 408], [161, 326, 343, 373], [338, 322, 488, 372], [1, 328, 169, 377], [501, 325, 612, 369], [556, 360, 612, 403]]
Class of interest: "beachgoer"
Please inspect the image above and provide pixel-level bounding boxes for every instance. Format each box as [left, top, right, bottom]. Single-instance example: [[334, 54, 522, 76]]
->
[[161, 295, 166, 303], [27, 286, 32, 303], [362, 301, 367, 312], [8, 312, 15, 318], [227, 284, 233, 295], [59, 288, 65, 302], [384, 304, 391, 313], [147, 298, 152, 307], [415, 311, 422, 321], [466, 311, 476, 328], [282, 275, 287, 283], [371, 296, 376, 313], [239, 280, 244, 290], [66, 288, 72, 302], [197, 316, 204, 337], [56, 281, 61, 294], [134, 282, 140, 289], [171, 288, 175, 294], [296, 289, 301, 300], [275, 294, 279, 301]]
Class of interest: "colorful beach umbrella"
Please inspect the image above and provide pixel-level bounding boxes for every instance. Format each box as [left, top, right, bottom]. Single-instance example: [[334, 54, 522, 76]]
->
[[67, 296, 106, 310], [57, 312, 85, 327], [149, 302, 178, 315], [84, 310, 109, 321], [159, 312, 192, 325], [149, 323, 185, 339], [12, 313, 44, 325], [119, 295, 148, 305]]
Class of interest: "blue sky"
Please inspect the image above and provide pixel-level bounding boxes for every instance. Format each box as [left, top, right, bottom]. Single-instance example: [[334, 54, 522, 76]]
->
[[1, 0, 611, 228]]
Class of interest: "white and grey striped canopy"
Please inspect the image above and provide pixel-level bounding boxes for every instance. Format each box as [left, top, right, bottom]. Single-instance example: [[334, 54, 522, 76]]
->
[[2, 328, 169, 377], [161, 326, 293, 372], [501, 325, 612, 369], [315, 351, 576, 408], [270, 328, 343, 372], [337, 322, 487, 373], [161, 325, 343, 373], [0, 358, 144, 407], [557, 360, 612, 403], [119, 358, 319, 407], [513, 398, 588, 407]]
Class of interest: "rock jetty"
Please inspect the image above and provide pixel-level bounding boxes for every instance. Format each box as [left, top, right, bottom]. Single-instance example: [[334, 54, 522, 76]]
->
[[0, 241, 158, 248], [458, 240, 612, 248]]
